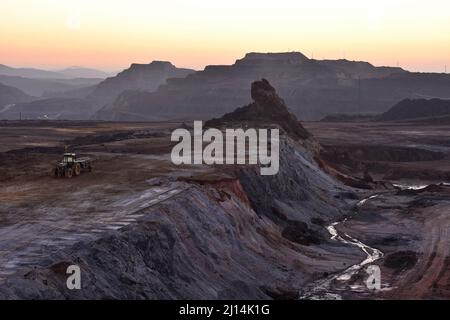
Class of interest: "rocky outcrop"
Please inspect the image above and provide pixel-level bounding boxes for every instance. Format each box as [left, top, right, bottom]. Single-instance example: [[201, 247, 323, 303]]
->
[[206, 79, 310, 140]]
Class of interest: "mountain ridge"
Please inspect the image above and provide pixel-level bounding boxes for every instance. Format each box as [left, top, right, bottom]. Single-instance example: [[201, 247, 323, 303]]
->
[[98, 52, 411, 121], [86, 61, 195, 107], [0, 82, 34, 110], [56, 67, 111, 79], [0, 64, 69, 79]]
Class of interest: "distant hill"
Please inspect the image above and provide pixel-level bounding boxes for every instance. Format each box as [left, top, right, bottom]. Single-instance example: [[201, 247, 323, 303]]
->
[[6, 53, 450, 122], [0, 82, 34, 110], [0, 64, 68, 79], [0, 61, 194, 120], [97, 52, 410, 121], [0, 75, 103, 97], [380, 98, 450, 121], [87, 61, 194, 107], [320, 113, 378, 122], [56, 67, 110, 79], [0, 98, 96, 120]]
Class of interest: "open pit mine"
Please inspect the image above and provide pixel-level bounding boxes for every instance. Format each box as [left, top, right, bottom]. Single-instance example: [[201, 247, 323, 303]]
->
[[0, 80, 449, 300]]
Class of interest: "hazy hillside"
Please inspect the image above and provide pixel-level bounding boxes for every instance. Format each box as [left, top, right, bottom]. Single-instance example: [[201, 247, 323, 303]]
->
[[5, 54, 450, 122], [87, 61, 195, 107], [0, 61, 195, 120], [0, 82, 34, 110], [98, 52, 409, 121], [0, 64, 68, 79], [56, 67, 111, 79], [0, 75, 103, 97], [1, 97, 97, 120]]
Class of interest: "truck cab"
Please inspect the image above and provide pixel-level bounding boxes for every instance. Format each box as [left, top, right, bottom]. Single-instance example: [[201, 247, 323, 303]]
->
[[63, 153, 76, 164]]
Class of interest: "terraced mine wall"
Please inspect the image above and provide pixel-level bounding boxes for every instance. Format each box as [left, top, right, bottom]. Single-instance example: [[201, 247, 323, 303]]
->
[[0, 137, 363, 299]]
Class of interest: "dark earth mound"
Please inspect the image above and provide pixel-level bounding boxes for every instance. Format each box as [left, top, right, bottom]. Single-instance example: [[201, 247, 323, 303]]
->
[[383, 251, 419, 273], [320, 113, 378, 122], [281, 221, 322, 246], [380, 98, 450, 121]]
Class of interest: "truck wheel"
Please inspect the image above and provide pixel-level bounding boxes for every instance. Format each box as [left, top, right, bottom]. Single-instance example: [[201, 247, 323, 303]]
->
[[88, 165, 93, 172], [65, 168, 73, 178], [74, 164, 81, 176]]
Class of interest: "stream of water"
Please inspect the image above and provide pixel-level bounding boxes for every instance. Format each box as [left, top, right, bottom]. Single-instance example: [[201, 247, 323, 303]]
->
[[300, 181, 449, 299], [300, 194, 383, 299]]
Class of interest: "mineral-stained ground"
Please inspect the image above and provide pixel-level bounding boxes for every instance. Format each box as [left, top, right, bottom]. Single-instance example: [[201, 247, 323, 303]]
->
[[0, 84, 449, 299]]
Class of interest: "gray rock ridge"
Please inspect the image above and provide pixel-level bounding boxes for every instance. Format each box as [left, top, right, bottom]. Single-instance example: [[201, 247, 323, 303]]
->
[[0, 136, 362, 299]]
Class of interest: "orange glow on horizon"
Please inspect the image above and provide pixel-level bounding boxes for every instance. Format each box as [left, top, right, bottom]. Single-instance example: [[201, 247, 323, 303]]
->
[[1, 0, 450, 72]]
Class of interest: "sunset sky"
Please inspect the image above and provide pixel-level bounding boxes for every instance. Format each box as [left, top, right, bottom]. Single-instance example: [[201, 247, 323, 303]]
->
[[1, 0, 450, 72]]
